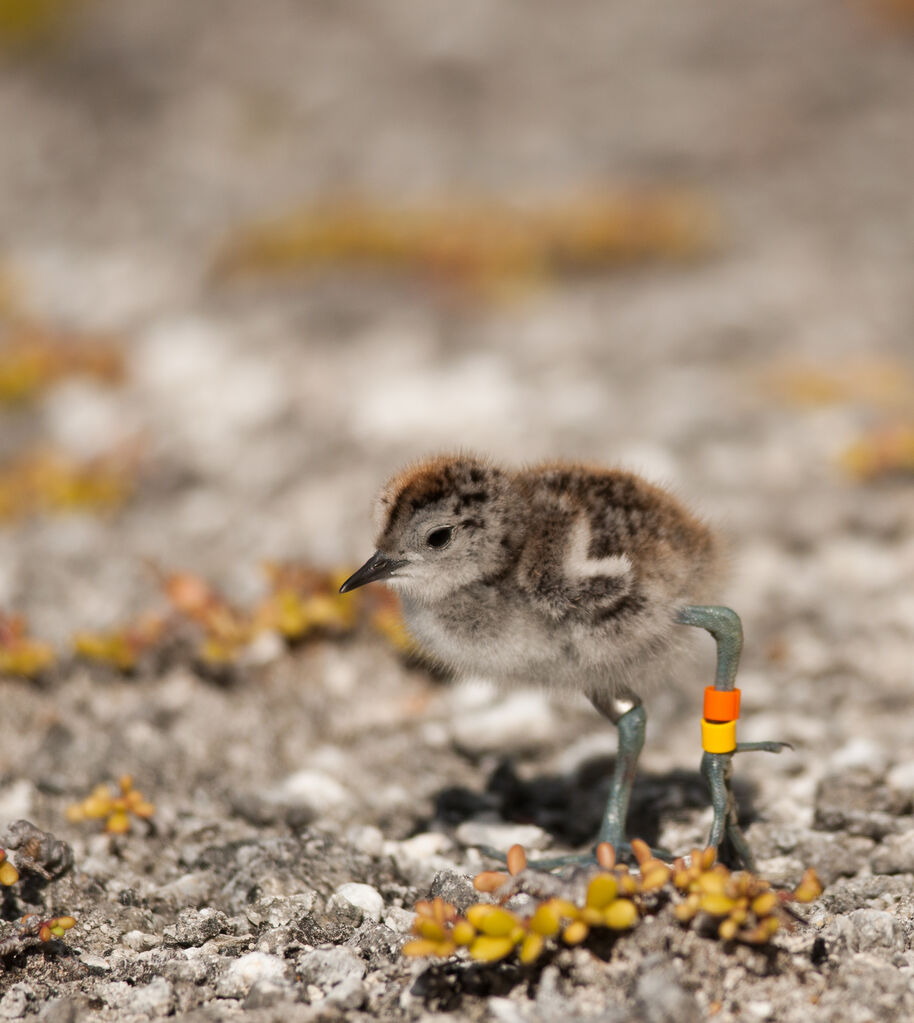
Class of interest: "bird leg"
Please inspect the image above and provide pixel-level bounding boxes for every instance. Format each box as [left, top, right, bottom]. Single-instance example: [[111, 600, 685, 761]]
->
[[516, 693, 669, 871], [589, 691, 655, 855], [478, 607, 789, 874], [476, 692, 667, 872], [677, 605, 790, 871]]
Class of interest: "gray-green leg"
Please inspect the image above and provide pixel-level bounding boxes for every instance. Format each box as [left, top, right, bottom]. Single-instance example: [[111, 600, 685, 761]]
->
[[675, 605, 743, 691], [702, 751, 756, 871], [593, 697, 645, 850], [589, 692, 670, 861], [477, 693, 666, 873], [678, 605, 788, 870]]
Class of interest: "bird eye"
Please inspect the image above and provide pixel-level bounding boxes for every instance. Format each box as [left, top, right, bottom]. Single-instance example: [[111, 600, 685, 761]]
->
[[426, 527, 453, 549]]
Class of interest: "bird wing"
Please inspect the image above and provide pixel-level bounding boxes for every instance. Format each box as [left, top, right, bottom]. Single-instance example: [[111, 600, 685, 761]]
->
[[517, 507, 634, 621]]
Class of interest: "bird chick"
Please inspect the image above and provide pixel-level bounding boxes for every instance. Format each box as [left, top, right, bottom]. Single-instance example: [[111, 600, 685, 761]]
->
[[342, 454, 775, 867]]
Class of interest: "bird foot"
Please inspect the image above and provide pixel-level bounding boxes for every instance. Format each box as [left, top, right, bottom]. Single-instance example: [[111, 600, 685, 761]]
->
[[700, 740, 789, 872]]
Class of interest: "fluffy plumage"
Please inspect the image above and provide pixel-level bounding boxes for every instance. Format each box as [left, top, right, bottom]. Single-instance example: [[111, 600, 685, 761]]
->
[[353, 453, 721, 701]]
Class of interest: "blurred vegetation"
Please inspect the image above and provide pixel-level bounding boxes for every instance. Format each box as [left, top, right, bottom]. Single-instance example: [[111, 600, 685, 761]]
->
[[0, 328, 124, 406], [0, 561, 415, 681], [0, 611, 55, 678], [0, 448, 136, 521], [65, 774, 154, 834], [765, 360, 914, 481], [0, 0, 87, 49], [214, 191, 721, 295]]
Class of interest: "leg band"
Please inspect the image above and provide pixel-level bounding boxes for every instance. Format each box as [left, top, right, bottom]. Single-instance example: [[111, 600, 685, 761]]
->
[[702, 718, 737, 754], [703, 686, 740, 722]]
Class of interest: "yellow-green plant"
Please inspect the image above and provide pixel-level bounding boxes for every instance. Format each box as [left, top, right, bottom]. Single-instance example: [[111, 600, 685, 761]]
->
[[65, 775, 155, 834], [403, 842, 823, 965]]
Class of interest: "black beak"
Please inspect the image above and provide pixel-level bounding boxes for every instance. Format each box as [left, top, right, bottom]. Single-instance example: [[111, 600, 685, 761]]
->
[[339, 551, 407, 593]]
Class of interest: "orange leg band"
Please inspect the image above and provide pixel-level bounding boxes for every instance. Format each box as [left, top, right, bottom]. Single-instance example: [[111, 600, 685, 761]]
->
[[703, 686, 741, 723]]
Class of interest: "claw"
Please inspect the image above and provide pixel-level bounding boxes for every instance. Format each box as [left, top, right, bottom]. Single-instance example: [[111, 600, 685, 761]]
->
[[736, 740, 792, 754]]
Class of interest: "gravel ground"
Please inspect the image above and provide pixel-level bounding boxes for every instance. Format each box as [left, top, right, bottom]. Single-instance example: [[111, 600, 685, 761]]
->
[[1, 1, 913, 1020]]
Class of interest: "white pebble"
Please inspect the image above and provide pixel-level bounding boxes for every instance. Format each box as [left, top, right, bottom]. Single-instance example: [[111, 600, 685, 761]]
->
[[129, 978, 173, 1017], [746, 1001, 775, 1020], [0, 780, 33, 826], [0, 984, 29, 1019], [827, 737, 888, 774], [450, 691, 558, 754], [347, 825, 385, 857], [391, 832, 454, 860], [275, 770, 354, 815], [455, 821, 550, 851], [887, 761, 914, 793], [329, 882, 384, 922], [383, 907, 417, 934], [122, 931, 160, 952], [220, 953, 288, 997]]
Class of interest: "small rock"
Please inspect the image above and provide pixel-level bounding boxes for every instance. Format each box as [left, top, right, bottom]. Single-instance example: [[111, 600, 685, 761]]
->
[[815, 952, 914, 1020], [38, 999, 79, 1023], [97, 983, 131, 1011], [428, 871, 478, 911], [450, 691, 558, 753], [297, 946, 367, 989], [248, 892, 319, 929], [383, 907, 417, 934], [229, 791, 287, 827], [160, 951, 209, 986], [256, 925, 296, 955], [488, 997, 528, 1023], [218, 952, 289, 998], [455, 821, 550, 851], [328, 882, 384, 923], [794, 832, 875, 885], [243, 980, 293, 1010], [0, 781, 33, 823], [163, 907, 229, 946], [323, 976, 367, 1011], [388, 832, 453, 860], [872, 829, 914, 875], [347, 825, 385, 857], [156, 871, 213, 907], [746, 1001, 775, 1021], [130, 978, 173, 1017], [0, 984, 31, 1020], [887, 761, 914, 800], [347, 918, 404, 960], [635, 957, 701, 1023], [833, 909, 905, 953], [814, 770, 905, 839], [385, 833, 461, 887], [828, 738, 890, 774], [79, 953, 111, 974], [275, 769, 354, 816], [122, 930, 160, 952]]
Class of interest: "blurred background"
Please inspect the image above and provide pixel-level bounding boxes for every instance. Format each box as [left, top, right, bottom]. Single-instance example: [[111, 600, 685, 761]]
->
[[0, 0, 913, 809]]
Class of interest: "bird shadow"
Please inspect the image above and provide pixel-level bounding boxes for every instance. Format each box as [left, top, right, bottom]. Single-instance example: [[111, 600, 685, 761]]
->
[[427, 755, 761, 857]]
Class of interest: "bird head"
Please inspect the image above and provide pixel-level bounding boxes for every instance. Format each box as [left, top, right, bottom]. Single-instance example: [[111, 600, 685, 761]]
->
[[340, 455, 515, 602]]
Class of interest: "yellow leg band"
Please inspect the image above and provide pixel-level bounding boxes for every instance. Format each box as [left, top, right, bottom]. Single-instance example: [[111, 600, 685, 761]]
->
[[702, 718, 737, 754]]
